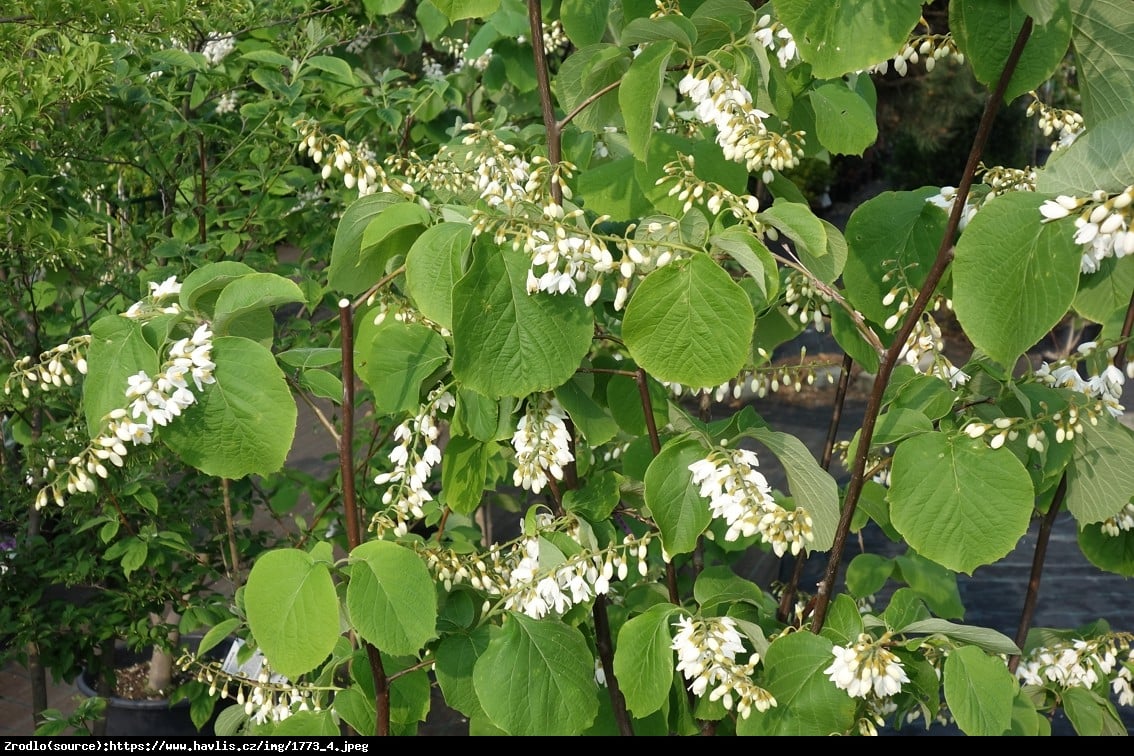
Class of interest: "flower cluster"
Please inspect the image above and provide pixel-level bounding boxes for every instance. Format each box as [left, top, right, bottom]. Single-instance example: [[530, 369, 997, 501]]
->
[[671, 615, 777, 718], [751, 14, 798, 68], [898, 312, 969, 388], [371, 385, 455, 537], [420, 512, 653, 619], [1015, 634, 1134, 708], [784, 269, 833, 332], [3, 336, 89, 400], [511, 397, 574, 494], [423, 36, 493, 80], [867, 34, 965, 77], [180, 651, 325, 726], [688, 446, 814, 555], [1039, 185, 1134, 274], [655, 154, 765, 225], [201, 33, 235, 66], [1101, 502, 1134, 538], [19, 278, 216, 510], [1034, 341, 1126, 418], [925, 185, 979, 231], [677, 65, 804, 183], [824, 632, 910, 700], [295, 118, 409, 199], [1027, 92, 1085, 151]]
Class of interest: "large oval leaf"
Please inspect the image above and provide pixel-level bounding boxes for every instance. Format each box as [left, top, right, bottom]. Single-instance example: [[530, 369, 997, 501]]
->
[[952, 192, 1080, 369], [1064, 411, 1134, 524], [405, 222, 471, 331], [1036, 109, 1134, 197], [83, 316, 159, 434], [644, 437, 714, 556], [942, 645, 1016, 735], [451, 243, 593, 398], [613, 603, 681, 718], [623, 253, 754, 389], [951, 0, 1072, 104], [356, 320, 449, 415], [843, 189, 945, 327], [212, 272, 306, 337], [1069, 0, 1134, 126], [889, 432, 1034, 575], [472, 613, 599, 735], [739, 631, 856, 735], [346, 540, 438, 656], [245, 549, 340, 680], [775, 0, 925, 79], [163, 336, 297, 478]]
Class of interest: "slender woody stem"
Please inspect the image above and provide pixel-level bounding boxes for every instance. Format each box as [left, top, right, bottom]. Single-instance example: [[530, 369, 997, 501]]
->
[[809, 18, 1035, 632]]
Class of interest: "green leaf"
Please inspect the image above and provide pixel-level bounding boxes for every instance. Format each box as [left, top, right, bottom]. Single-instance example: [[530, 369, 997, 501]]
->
[[451, 244, 593, 398], [473, 613, 599, 735], [775, 0, 925, 79], [620, 15, 698, 47], [179, 262, 258, 314], [554, 376, 619, 446], [303, 55, 356, 84], [441, 434, 493, 515], [1077, 519, 1134, 577], [163, 337, 297, 479], [1065, 411, 1134, 524], [740, 632, 856, 735], [83, 316, 159, 435], [574, 155, 652, 218], [298, 369, 342, 402], [1069, 0, 1134, 126], [807, 82, 878, 156], [1074, 255, 1134, 324], [554, 44, 631, 134], [952, 192, 1081, 368], [333, 687, 376, 736], [212, 273, 306, 337], [453, 386, 511, 442], [620, 40, 675, 161], [346, 540, 438, 656], [240, 49, 294, 67], [613, 603, 681, 718], [759, 201, 841, 282], [889, 432, 1034, 574], [942, 645, 1017, 735], [328, 194, 415, 295], [623, 253, 753, 388], [951, 0, 1072, 104], [605, 371, 668, 437], [434, 627, 492, 720], [562, 470, 620, 522], [842, 189, 946, 327], [709, 226, 779, 302], [562, 0, 610, 47], [894, 552, 964, 620], [900, 619, 1021, 656], [405, 222, 471, 331], [1062, 684, 1129, 736], [689, 0, 756, 54], [818, 594, 866, 647], [276, 348, 341, 370], [692, 565, 773, 616], [1036, 109, 1134, 197], [245, 549, 340, 679], [356, 321, 449, 415], [845, 553, 893, 599], [747, 427, 840, 552], [432, 0, 500, 21], [120, 540, 147, 577], [197, 619, 241, 658], [644, 437, 713, 556]]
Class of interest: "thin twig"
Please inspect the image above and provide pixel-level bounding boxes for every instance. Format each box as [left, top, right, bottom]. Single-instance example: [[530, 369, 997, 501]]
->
[[809, 17, 1035, 633]]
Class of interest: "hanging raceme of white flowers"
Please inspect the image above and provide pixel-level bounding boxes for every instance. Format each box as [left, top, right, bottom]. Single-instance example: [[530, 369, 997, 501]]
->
[[687, 445, 814, 555], [419, 511, 654, 620], [670, 614, 777, 719], [5, 277, 216, 510], [1039, 185, 1134, 274]]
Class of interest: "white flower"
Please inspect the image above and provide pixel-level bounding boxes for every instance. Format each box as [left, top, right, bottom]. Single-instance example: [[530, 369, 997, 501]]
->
[[511, 398, 574, 494], [824, 633, 910, 700]]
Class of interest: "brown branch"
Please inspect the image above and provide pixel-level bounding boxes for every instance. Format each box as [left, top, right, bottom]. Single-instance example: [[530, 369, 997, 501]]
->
[[809, 17, 1035, 633], [1009, 476, 1066, 674]]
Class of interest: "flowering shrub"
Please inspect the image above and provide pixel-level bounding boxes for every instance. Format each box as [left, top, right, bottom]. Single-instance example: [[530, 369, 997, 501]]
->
[[5, 0, 1134, 738]]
